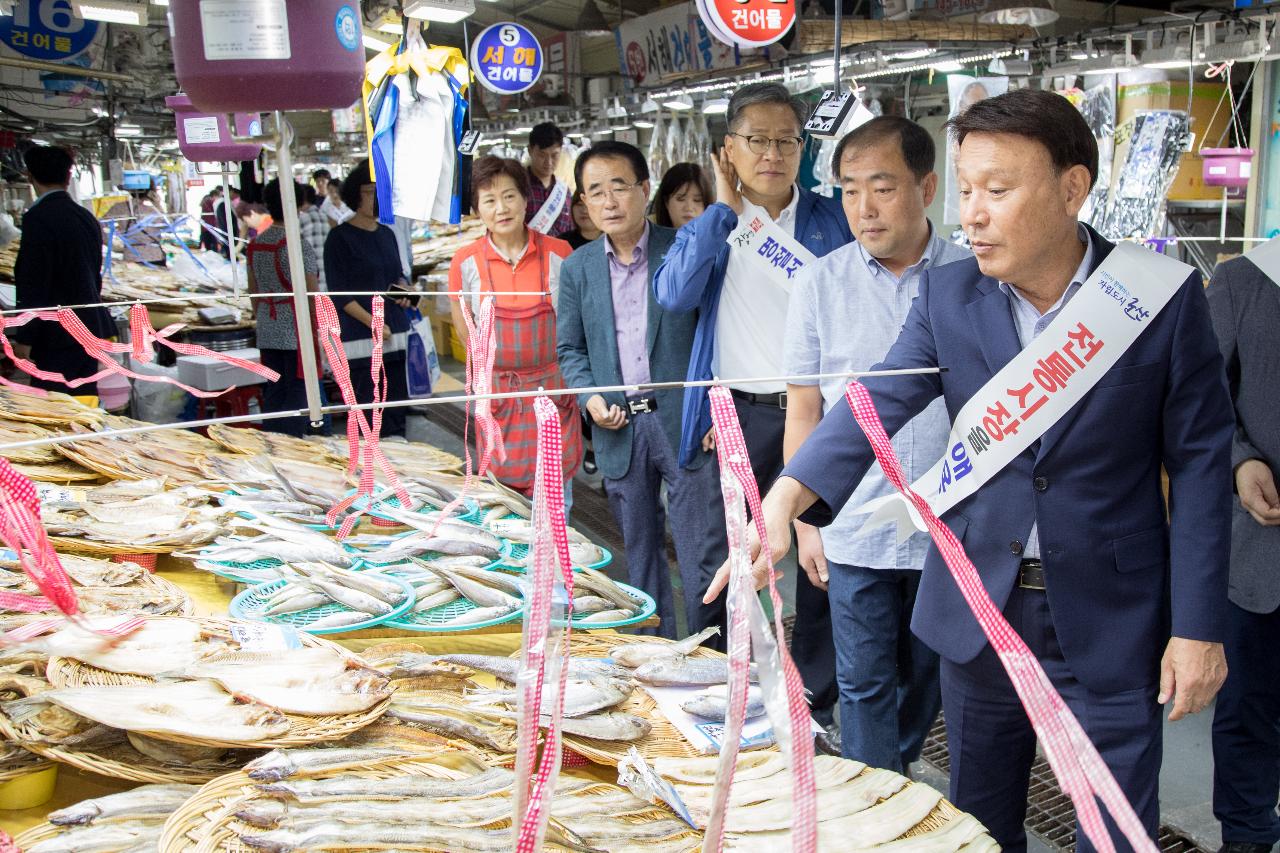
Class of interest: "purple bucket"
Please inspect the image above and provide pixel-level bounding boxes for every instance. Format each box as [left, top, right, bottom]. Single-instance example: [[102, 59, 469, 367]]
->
[[1201, 148, 1255, 189], [166, 95, 263, 163], [168, 0, 366, 113]]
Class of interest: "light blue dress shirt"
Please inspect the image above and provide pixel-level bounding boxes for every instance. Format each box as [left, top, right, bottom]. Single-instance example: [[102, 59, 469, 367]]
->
[[783, 225, 972, 569]]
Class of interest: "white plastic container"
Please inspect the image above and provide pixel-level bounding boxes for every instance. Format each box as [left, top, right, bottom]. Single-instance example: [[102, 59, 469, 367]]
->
[[176, 348, 267, 392]]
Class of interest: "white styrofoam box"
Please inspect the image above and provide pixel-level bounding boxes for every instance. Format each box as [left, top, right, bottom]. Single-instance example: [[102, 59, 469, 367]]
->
[[176, 347, 268, 391]]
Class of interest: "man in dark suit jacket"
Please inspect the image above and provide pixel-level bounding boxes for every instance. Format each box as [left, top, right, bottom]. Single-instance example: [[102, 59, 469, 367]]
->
[[707, 90, 1234, 851], [558, 141, 727, 644], [13, 146, 114, 395], [1206, 250, 1280, 853]]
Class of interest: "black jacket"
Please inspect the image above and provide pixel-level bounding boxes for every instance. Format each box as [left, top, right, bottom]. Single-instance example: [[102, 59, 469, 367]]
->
[[14, 190, 114, 350]]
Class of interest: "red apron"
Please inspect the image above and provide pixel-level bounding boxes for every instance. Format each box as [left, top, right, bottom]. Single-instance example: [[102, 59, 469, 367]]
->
[[477, 239, 582, 494]]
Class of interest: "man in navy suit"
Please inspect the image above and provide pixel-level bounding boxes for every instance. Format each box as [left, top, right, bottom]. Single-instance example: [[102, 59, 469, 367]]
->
[[706, 89, 1234, 851], [557, 141, 727, 643], [655, 82, 853, 730]]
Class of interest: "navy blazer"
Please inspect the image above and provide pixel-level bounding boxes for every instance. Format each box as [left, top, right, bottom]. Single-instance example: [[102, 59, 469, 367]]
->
[[653, 194, 853, 468], [556, 225, 707, 479], [786, 226, 1234, 694]]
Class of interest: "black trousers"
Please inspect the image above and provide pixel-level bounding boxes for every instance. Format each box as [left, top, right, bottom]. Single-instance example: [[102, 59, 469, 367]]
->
[[258, 348, 310, 437], [348, 353, 408, 437], [733, 395, 838, 721], [29, 346, 100, 396]]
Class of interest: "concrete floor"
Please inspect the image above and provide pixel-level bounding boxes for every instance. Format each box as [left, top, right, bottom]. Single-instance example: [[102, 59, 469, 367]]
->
[[405, 406, 1228, 853]]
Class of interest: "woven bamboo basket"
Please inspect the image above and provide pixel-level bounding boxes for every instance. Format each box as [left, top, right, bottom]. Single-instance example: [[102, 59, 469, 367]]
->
[[0, 572, 194, 625], [46, 535, 173, 556], [0, 752, 52, 784], [44, 617, 391, 748], [159, 755, 703, 853], [0, 707, 258, 784], [14, 821, 70, 851]]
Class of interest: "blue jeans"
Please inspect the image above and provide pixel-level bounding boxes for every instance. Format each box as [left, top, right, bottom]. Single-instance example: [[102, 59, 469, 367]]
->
[[827, 562, 941, 773], [1212, 599, 1280, 846]]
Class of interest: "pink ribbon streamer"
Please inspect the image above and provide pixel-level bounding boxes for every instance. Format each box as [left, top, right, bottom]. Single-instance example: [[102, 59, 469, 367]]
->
[[705, 385, 817, 853], [0, 306, 279, 399], [512, 395, 575, 853], [311, 296, 409, 538], [843, 381, 1155, 853]]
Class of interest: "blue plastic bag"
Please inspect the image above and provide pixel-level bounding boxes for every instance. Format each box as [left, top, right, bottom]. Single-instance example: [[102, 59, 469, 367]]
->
[[405, 308, 440, 398]]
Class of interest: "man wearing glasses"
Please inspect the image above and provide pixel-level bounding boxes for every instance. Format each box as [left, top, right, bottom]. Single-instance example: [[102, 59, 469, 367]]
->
[[558, 141, 728, 645], [654, 82, 852, 741]]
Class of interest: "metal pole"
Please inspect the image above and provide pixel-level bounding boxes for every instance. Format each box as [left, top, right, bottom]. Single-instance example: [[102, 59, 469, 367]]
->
[[833, 0, 843, 97], [272, 112, 325, 428], [220, 163, 240, 296]]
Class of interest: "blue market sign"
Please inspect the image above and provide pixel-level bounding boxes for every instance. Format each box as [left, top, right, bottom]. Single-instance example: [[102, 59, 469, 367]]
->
[[470, 22, 542, 95], [0, 0, 99, 63]]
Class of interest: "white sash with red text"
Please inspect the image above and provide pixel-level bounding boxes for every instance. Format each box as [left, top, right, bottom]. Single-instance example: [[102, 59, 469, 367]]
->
[[527, 180, 569, 235], [856, 242, 1192, 541]]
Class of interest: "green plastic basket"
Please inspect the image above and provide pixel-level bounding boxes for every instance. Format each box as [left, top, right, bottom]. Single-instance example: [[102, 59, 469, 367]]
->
[[229, 575, 416, 635]]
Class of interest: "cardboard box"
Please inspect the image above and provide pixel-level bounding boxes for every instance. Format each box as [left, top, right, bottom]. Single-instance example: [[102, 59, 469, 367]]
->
[[176, 348, 267, 391], [1116, 81, 1234, 202]]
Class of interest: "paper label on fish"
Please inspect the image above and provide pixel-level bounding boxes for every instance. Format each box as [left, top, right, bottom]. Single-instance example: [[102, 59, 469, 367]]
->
[[230, 622, 301, 652], [36, 484, 78, 505], [725, 214, 817, 292], [642, 685, 820, 754]]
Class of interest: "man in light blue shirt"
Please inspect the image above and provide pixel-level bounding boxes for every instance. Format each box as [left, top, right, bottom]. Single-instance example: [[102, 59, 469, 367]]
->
[[783, 116, 971, 772]]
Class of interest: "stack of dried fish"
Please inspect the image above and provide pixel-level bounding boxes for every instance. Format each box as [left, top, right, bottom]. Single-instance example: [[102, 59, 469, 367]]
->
[[57, 417, 230, 485], [0, 553, 191, 631], [640, 753, 996, 851], [0, 420, 99, 483], [611, 627, 744, 689], [41, 478, 226, 552], [380, 557, 522, 626], [245, 562, 414, 631], [211, 747, 701, 853], [14, 783, 200, 853], [343, 516, 504, 566], [201, 454, 353, 507], [321, 434, 464, 477], [0, 387, 103, 429], [207, 423, 342, 466]]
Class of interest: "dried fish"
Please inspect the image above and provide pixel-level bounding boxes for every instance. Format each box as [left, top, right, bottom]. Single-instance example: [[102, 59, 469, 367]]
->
[[25, 821, 163, 853], [240, 822, 515, 852], [412, 588, 462, 613], [245, 747, 415, 782], [431, 653, 628, 684], [257, 767, 514, 803], [681, 684, 766, 721], [443, 604, 519, 625], [384, 705, 515, 753], [177, 648, 391, 715], [560, 814, 695, 843], [302, 611, 374, 631], [862, 813, 993, 853], [721, 769, 911, 834], [234, 795, 515, 830], [468, 677, 632, 718], [725, 780, 940, 848], [610, 626, 720, 668], [0, 617, 223, 677], [124, 732, 229, 766], [40, 680, 290, 744], [47, 784, 199, 826], [429, 565, 521, 610], [653, 752, 784, 785], [577, 608, 635, 623], [572, 566, 638, 612], [633, 657, 756, 688]]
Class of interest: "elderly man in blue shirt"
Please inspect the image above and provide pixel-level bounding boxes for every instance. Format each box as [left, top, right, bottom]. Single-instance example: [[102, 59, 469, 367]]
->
[[784, 117, 971, 773]]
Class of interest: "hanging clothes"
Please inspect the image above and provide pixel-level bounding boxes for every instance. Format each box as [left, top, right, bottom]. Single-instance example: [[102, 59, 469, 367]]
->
[[448, 230, 581, 493], [363, 30, 470, 226]]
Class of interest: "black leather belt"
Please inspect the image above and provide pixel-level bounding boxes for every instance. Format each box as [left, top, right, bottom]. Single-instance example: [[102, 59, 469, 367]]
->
[[1017, 559, 1045, 590], [730, 388, 787, 409], [626, 396, 657, 415]]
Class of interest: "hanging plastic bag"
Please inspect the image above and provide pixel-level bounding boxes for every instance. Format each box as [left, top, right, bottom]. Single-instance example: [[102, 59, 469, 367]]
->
[[405, 307, 439, 398]]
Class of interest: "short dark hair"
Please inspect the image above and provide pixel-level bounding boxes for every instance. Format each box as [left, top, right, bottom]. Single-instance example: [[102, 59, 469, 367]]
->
[[832, 116, 936, 181], [339, 159, 373, 212], [653, 163, 712, 228], [303, 185, 319, 207], [23, 145, 74, 186], [945, 88, 1098, 188], [726, 82, 806, 133], [574, 141, 648, 192], [311, 168, 331, 181], [528, 122, 564, 151], [470, 156, 530, 208], [263, 178, 306, 221]]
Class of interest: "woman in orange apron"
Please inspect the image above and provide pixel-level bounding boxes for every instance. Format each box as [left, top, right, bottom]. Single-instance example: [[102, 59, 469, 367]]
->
[[448, 156, 582, 507]]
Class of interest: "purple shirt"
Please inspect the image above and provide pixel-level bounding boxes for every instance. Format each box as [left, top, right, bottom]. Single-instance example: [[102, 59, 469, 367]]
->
[[606, 224, 652, 389]]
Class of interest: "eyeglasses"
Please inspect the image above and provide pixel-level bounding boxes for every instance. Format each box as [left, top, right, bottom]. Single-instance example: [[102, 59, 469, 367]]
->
[[585, 181, 642, 205], [729, 133, 804, 157]]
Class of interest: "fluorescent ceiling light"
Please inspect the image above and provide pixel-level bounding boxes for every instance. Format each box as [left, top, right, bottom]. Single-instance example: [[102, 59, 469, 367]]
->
[[931, 59, 963, 72], [640, 96, 660, 114], [150, 0, 168, 5], [115, 124, 143, 137], [511, 125, 532, 134], [663, 93, 693, 111], [632, 118, 655, 128], [989, 57, 1033, 75], [1085, 52, 1137, 75], [887, 43, 934, 61], [403, 0, 474, 23], [704, 98, 729, 115], [72, 0, 148, 24]]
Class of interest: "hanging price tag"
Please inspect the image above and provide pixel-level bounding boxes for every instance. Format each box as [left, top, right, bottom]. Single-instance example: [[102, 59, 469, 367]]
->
[[459, 130, 482, 156]]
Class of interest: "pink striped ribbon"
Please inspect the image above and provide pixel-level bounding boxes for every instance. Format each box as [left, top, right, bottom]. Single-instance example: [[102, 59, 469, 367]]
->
[[0, 308, 278, 399], [512, 395, 575, 853], [705, 386, 817, 853], [312, 296, 409, 538], [844, 381, 1155, 853]]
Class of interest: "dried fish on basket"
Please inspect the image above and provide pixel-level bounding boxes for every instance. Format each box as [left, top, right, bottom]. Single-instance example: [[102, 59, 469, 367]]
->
[[0, 387, 103, 428], [14, 783, 199, 853]]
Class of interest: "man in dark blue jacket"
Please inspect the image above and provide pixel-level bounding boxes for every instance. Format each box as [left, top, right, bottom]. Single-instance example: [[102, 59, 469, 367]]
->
[[708, 89, 1233, 852], [13, 146, 114, 395], [558, 142, 726, 644], [654, 82, 852, 732]]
